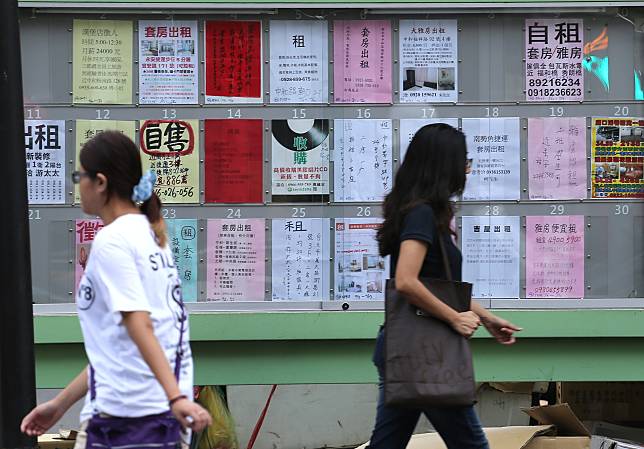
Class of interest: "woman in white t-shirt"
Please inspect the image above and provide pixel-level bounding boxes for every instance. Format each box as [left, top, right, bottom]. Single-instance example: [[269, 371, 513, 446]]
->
[[21, 131, 212, 446]]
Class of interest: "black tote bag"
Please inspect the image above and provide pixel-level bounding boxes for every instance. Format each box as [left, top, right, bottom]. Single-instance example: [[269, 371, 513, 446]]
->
[[384, 236, 477, 408]]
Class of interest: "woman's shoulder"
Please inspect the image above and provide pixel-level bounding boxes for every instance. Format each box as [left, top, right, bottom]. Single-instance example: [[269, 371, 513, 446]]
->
[[405, 203, 436, 222], [93, 215, 153, 253]]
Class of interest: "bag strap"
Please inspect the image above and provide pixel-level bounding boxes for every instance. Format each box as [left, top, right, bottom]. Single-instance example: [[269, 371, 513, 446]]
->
[[90, 294, 187, 403], [437, 234, 453, 282]]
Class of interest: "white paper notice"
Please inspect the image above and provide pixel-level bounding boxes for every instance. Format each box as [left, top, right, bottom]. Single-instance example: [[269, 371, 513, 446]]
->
[[334, 119, 393, 202], [270, 20, 328, 103], [461, 216, 521, 299], [271, 119, 330, 195], [272, 218, 330, 301], [334, 219, 389, 301], [139, 21, 198, 104], [462, 118, 521, 201], [399, 118, 459, 163], [399, 20, 458, 103], [24, 120, 66, 204]]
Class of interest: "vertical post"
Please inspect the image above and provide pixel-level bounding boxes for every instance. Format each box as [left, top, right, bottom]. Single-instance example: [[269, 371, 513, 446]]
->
[[0, 1, 37, 448]]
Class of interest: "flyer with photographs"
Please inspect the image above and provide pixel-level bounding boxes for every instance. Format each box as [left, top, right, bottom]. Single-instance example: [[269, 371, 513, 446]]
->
[[139, 20, 198, 104], [591, 117, 644, 199], [334, 219, 389, 301], [399, 20, 458, 103]]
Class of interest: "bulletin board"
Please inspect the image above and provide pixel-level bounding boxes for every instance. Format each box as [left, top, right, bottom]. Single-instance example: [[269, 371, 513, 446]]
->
[[19, 7, 644, 311]]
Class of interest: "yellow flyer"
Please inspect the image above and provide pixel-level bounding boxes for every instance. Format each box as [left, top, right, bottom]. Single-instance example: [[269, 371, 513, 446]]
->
[[74, 120, 136, 203], [73, 20, 133, 104], [139, 119, 200, 204]]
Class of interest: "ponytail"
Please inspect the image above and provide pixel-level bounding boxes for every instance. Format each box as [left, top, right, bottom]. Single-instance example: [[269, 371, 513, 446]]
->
[[140, 192, 167, 247]]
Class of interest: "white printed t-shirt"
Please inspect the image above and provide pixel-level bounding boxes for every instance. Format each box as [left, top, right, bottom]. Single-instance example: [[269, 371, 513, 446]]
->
[[76, 213, 193, 419]]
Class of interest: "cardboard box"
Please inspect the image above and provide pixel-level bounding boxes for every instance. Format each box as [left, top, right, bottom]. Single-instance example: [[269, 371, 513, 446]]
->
[[558, 383, 644, 422], [355, 404, 591, 449], [37, 434, 75, 449]]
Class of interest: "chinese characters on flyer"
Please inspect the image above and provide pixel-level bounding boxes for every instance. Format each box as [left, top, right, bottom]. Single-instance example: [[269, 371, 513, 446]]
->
[[24, 120, 65, 204], [271, 119, 330, 196], [139, 119, 199, 204], [525, 19, 584, 102], [205, 119, 264, 203], [75, 219, 104, 291], [73, 20, 133, 104], [205, 21, 262, 104], [207, 219, 265, 301], [526, 216, 585, 298], [75, 120, 136, 203], [270, 21, 328, 103], [334, 219, 389, 301], [528, 117, 587, 200], [591, 118, 644, 199], [461, 216, 520, 299], [333, 119, 393, 202], [462, 118, 521, 201], [166, 219, 198, 302], [138, 20, 198, 104], [272, 219, 330, 301], [333, 20, 392, 103], [399, 20, 458, 103]]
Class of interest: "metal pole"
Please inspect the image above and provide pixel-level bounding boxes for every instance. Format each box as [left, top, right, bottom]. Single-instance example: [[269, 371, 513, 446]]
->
[[0, 1, 37, 448]]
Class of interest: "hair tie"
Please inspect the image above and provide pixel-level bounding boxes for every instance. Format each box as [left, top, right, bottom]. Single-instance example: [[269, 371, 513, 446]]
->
[[132, 170, 157, 204]]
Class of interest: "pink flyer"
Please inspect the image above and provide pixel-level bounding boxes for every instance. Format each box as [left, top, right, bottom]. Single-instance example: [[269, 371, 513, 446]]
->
[[528, 117, 587, 200], [75, 219, 104, 292], [526, 216, 585, 298], [333, 20, 392, 103], [206, 219, 265, 301]]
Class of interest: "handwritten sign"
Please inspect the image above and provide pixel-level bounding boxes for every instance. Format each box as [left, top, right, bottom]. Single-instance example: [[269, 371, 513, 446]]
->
[[528, 117, 587, 200], [526, 216, 585, 298], [333, 119, 393, 202], [166, 219, 198, 302], [205, 119, 264, 203], [271, 218, 330, 301], [205, 21, 262, 103], [139, 119, 199, 204]]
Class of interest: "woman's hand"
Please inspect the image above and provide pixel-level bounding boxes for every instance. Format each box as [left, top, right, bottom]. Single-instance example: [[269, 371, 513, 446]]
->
[[449, 311, 481, 338], [21, 400, 66, 437], [171, 398, 212, 433], [481, 315, 522, 345]]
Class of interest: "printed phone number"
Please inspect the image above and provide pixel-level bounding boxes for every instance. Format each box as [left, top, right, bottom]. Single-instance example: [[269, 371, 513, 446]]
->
[[280, 76, 313, 82], [527, 88, 582, 97], [527, 78, 581, 87]]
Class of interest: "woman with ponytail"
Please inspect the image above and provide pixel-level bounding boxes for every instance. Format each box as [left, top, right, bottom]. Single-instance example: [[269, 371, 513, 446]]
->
[[21, 131, 211, 448]]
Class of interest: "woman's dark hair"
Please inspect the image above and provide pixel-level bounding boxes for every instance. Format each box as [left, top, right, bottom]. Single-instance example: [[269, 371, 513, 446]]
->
[[80, 130, 167, 247], [377, 123, 467, 257]]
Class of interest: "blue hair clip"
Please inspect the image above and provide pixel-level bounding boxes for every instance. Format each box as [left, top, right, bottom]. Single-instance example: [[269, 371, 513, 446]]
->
[[132, 170, 157, 204]]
